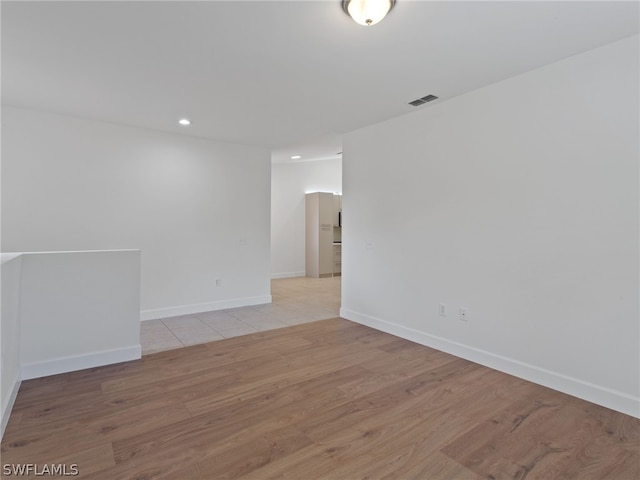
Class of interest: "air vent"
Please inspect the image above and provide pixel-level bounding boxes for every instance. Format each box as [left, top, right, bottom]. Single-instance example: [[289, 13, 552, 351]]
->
[[409, 94, 439, 106]]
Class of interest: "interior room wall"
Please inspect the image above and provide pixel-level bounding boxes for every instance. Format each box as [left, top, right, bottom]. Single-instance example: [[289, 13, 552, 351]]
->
[[2, 107, 272, 319], [341, 35, 639, 417], [271, 158, 341, 278], [1, 254, 22, 438], [19, 250, 141, 379]]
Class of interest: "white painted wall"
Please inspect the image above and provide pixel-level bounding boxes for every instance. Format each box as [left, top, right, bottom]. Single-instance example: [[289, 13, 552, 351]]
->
[[19, 250, 141, 379], [271, 159, 342, 278], [341, 36, 639, 417], [2, 107, 272, 319], [1, 254, 22, 438]]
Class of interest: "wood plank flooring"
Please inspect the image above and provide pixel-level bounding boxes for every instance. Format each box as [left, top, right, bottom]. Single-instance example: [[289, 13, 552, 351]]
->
[[2, 318, 639, 479]]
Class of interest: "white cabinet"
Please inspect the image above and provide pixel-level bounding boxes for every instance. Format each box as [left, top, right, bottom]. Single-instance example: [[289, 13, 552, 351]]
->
[[333, 244, 342, 276], [305, 193, 334, 278]]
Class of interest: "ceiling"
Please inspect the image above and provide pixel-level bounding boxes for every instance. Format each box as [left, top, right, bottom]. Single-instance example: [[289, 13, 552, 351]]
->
[[2, 1, 638, 163]]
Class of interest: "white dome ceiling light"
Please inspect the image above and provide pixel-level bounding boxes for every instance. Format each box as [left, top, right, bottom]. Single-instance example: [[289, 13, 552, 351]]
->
[[342, 0, 396, 26]]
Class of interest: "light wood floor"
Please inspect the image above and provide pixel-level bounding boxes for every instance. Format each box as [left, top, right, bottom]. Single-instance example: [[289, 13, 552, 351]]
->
[[2, 318, 638, 479]]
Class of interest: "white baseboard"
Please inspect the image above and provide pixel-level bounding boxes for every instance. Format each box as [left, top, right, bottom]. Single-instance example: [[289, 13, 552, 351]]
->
[[271, 272, 306, 279], [21, 345, 142, 380], [340, 308, 640, 419], [141, 295, 273, 321], [1, 374, 22, 440]]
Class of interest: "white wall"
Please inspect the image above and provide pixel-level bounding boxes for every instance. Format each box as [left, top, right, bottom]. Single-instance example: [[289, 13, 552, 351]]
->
[[341, 36, 639, 417], [1, 254, 22, 438], [2, 107, 272, 319], [19, 250, 141, 379], [271, 159, 341, 278]]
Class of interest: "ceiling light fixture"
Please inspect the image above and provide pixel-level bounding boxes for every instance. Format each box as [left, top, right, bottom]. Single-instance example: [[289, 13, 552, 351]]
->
[[342, 0, 396, 26], [291, 155, 302, 160], [178, 118, 191, 126]]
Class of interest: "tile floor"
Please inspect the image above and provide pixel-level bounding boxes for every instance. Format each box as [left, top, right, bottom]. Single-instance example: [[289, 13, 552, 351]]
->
[[141, 276, 341, 355]]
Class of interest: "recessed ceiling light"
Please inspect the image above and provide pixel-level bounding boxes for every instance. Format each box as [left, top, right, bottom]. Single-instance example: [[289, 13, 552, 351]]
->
[[178, 118, 191, 126], [291, 155, 302, 160]]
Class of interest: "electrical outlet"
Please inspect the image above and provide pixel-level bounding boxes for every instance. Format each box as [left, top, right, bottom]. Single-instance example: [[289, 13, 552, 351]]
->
[[215, 279, 222, 287], [439, 303, 447, 317], [459, 307, 468, 321]]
